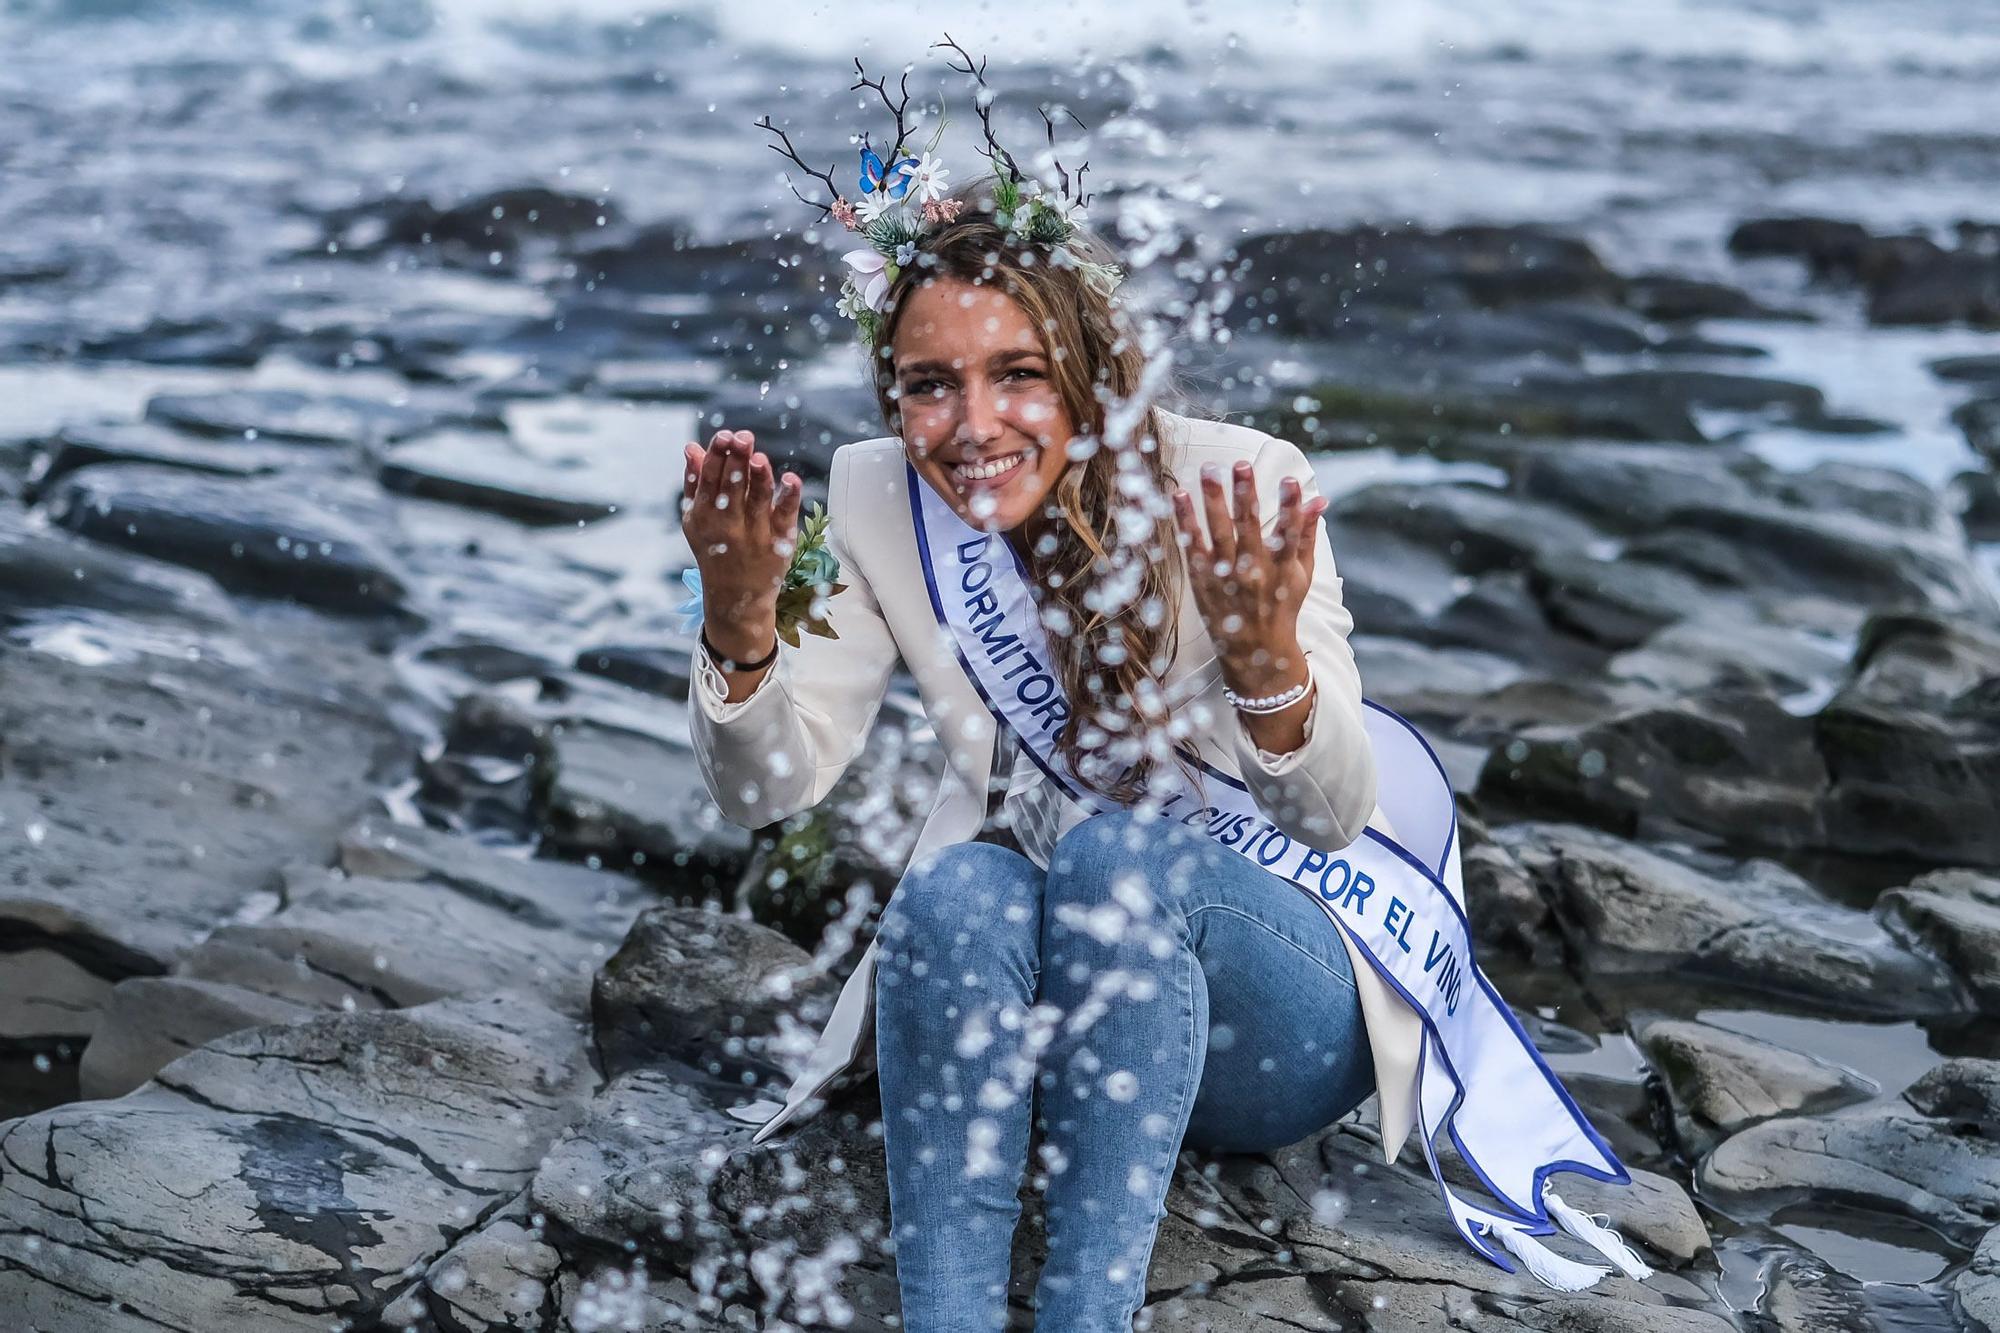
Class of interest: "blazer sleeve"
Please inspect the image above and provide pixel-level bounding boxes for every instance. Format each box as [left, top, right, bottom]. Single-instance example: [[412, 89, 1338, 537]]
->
[[686, 447, 902, 829], [1220, 433, 1378, 849]]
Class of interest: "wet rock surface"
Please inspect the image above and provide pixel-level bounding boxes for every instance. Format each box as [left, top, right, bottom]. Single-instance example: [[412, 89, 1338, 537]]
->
[[144, 386, 479, 447], [1496, 821, 1965, 1017], [1700, 1058, 2000, 1246], [1634, 1016, 1877, 1154], [591, 902, 839, 1084], [1879, 871, 2000, 1014], [1730, 214, 2000, 327], [0, 994, 596, 1330], [45, 465, 417, 614], [1961, 1227, 2000, 1331], [380, 428, 625, 526], [0, 638, 410, 1050]]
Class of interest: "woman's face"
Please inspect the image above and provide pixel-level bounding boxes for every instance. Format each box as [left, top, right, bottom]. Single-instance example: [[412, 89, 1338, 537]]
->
[[892, 276, 1076, 534]]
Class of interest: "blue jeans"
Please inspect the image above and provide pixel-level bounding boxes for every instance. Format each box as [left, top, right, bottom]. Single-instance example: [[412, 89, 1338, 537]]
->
[[874, 809, 1376, 1332]]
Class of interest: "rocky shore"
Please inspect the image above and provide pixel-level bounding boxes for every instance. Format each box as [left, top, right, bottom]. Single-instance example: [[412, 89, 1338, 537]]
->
[[3, 100, 2000, 1327]]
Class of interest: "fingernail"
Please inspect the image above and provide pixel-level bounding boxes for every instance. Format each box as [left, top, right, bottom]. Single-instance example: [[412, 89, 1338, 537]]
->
[[1200, 465, 1219, 483]]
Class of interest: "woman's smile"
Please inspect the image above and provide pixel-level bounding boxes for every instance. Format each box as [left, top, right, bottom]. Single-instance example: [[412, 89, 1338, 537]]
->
[[949, 445, 1036, 491]]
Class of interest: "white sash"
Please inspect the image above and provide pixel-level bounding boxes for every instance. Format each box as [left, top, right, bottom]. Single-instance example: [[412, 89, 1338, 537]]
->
[[909, 467, 1652, 1288]]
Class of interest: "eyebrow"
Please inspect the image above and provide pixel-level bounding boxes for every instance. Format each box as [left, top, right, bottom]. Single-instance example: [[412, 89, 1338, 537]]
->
[[896, 349, 1045, 378]]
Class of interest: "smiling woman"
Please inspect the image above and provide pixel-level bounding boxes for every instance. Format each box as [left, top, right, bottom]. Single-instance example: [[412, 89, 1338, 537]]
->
[[677, 170, 1396, 1331], [676, 70, 1640, 1325]]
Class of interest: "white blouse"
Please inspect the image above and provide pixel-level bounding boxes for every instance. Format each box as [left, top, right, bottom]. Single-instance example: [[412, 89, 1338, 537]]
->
[[983, 693, 1322, 872]]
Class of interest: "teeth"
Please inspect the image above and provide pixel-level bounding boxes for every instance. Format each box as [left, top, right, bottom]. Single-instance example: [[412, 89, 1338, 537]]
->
[[954, 451, 1027, 482]]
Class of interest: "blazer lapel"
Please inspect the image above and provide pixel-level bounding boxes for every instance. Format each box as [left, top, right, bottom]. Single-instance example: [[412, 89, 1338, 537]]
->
[[875, 417, 1233, 806]]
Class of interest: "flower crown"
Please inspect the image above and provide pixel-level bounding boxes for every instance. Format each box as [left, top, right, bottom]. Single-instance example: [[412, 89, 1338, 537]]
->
[[756, 35, 1125, 342]]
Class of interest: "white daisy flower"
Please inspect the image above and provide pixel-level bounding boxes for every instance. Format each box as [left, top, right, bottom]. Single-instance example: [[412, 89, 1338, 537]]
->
[[855, 190, 902, 224], [900, 152, 951, 206]]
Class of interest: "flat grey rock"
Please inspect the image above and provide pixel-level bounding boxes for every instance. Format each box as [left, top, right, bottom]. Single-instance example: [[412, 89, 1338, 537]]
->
[[1477, 687, 1830, 853], [188, 858, 625, 1013], [1496, 823, 1961, 1016], [78, 976, 316, 1101], [46, 465, 415, 614], [0, 994, 595, 1329], [0, 505, 238, 628], [544, 714, 757, 881], [26, 419, 301, 494], [1634, 1016, 1876, 1153], [145, 387, 466, 447], [380, 428, 624, 526], [1701, 1099, 2000, 1245], [1332, 481, 1604, 580], [78, 818, 650, 1094], [0, 648, 408, 1047], [1960, 1226, 2000, 1331]]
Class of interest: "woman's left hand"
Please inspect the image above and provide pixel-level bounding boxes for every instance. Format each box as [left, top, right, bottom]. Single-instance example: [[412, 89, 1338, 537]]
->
[[1171, 460, 1328, 697]]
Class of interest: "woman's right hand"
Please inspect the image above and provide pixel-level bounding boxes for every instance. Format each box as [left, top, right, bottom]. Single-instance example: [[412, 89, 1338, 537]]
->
[[682, 428, 803, 663]]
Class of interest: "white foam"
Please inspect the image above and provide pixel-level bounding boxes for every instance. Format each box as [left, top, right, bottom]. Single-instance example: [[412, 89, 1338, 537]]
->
[[410, 0, 2000, 74]]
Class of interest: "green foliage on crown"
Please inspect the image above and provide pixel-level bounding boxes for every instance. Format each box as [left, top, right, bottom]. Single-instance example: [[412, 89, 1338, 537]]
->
[[1024, 205, 1072, 245], [865, 212, 923, 250], [990, 166, 1021, 213]]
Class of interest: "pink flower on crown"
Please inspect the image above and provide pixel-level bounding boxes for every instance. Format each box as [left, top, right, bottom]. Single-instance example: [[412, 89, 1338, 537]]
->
[[829, 197, 861, 231], [922, 197, 964, 225]]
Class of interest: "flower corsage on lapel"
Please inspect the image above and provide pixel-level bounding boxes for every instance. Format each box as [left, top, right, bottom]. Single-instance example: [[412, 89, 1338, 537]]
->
[[675, 501, 847, 647], [772, 501, 848, 646]]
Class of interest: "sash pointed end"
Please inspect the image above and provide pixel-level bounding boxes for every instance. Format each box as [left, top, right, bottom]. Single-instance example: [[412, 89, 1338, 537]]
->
[[727, 1098, 783, 1129]]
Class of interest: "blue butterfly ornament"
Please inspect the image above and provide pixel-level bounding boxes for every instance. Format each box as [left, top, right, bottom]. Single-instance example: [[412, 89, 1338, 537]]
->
[[859, 146, 920, 199]]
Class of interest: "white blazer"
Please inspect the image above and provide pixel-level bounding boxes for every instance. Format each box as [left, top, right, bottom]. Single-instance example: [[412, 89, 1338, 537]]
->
[[688, 410, 1429, 1160]]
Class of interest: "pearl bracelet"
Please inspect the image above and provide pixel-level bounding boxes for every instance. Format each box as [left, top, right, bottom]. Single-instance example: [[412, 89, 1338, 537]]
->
[[1223, 676, 1314, 715]]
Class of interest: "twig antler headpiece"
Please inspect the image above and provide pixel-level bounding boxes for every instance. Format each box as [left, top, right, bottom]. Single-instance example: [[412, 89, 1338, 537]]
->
[[757, 34, 1123, 341]]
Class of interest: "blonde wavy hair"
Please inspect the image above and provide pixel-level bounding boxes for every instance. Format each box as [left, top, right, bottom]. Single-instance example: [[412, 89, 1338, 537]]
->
[[866, 178, 1195, 804]]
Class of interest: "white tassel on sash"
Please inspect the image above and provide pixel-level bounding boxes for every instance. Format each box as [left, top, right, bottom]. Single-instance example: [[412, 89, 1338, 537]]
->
[[1491, 1224, 1611, 1292], [1545, 1188, 1653, 1281]]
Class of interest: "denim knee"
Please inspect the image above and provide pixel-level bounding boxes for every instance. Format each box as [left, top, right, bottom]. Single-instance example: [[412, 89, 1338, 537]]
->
[[876, 840, 1044, 1019], [1046, 809, 1206, 931], [881, 842, 1040, 947]]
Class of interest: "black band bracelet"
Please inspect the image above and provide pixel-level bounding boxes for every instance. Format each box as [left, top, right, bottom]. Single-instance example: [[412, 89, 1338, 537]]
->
[[700, 626, 779, 674]]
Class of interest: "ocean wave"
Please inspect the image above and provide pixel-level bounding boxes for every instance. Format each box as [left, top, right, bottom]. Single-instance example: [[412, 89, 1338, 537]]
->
[[5, 0, 1999, 79]]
